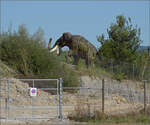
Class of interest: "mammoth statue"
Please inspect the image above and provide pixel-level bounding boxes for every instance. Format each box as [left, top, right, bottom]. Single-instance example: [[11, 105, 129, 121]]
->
[[48, 32, 98, 66]]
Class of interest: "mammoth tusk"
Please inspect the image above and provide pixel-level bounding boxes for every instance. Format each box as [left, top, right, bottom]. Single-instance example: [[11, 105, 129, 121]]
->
[[48, 38, 52, 50], [56, 47, 60, 55], [50, 45, 59, 53]]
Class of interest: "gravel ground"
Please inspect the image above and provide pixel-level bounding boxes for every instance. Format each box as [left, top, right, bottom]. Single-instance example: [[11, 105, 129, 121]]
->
[[0, 120, 150, 125]]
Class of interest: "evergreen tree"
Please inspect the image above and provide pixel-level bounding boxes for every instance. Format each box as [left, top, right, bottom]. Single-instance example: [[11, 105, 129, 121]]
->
[[97, 15, 142, 64]]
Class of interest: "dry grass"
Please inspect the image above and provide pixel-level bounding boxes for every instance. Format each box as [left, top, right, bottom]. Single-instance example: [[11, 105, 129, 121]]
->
[[68, 99, 150, 124]]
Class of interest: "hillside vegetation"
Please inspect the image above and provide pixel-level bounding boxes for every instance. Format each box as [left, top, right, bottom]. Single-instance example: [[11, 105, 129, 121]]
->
[[0, 15, 149, 85], [0, 25, 79, 87], [0, 16, 150, 124]]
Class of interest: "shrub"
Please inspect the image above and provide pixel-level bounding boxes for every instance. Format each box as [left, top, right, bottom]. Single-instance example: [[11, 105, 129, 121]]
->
[[0, 24, 79, 87], [114, 73, 124, 81]]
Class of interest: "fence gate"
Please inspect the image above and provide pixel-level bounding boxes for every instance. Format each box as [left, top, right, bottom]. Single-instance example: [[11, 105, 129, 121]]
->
[[0, 78, 63, 120]]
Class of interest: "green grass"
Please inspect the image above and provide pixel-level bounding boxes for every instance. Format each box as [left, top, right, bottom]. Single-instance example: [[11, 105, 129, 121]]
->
[[55, 53, 113, 79], [68, 103, 150, 124], [69, 112, 150, 124], [88, 114, 150, 124], [75, 59, 113, 78]]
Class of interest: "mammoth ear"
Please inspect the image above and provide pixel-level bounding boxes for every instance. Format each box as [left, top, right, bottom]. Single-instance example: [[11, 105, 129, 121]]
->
[[63, 32, 72, 41]]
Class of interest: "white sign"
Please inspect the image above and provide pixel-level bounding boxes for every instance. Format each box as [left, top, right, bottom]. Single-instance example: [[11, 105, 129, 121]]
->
[[30, 88, 37, 96]]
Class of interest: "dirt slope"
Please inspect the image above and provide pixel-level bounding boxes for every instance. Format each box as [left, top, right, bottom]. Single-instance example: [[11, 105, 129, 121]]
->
[[0, 60, 16, 78]]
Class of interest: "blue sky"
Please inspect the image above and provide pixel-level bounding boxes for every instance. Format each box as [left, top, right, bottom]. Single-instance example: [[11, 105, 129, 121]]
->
[[1, 1, 150, 48]]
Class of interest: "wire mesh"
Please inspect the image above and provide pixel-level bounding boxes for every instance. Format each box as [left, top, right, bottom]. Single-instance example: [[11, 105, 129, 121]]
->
[[0, 79, 59, 120], [62, 79, 150, 119], [0, 78, 150, 121]]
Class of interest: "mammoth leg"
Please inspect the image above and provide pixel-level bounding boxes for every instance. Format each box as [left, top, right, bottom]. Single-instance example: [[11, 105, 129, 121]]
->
[[85, 49, 96, 68], [85, 55, 95, 68], [85, 58, 90, 68], [86, 56, 95, 68], [66, 50, 72, 63], [85, 51, 91, 67], [73, 55, 80, 65]]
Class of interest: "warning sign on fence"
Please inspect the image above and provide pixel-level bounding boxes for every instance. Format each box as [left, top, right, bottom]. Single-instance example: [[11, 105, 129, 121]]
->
[[30, 88, 37, 96]]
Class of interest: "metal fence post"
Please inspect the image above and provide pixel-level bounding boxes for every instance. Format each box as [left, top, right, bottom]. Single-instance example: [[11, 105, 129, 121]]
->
[[148, 47, 150, 82], [59, 78, 63, 119], [133, 64, 135, 80], [102, 79, 105, 114], [111, 60, 114, 73], [0, 79, 1, 121], [57, 79, 59, 118], [32, 80, 34, 118], [7, 80, 10, 119], [143, 80, 147, 113], [4, 79, 7, 120]]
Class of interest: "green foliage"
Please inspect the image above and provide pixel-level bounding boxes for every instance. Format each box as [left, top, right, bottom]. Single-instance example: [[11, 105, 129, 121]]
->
[[0, 24, 47, 75], [0, 24, 79, 87], [56, 51, 69, 62], [76, 59, 87, 70], [97, 15, 141, 63], [69, 110, 150, 124], [96, 15, 148, 81], [97, 114, 150, 124], [135, 50, 149, 81], [113, 73, 124, 81]]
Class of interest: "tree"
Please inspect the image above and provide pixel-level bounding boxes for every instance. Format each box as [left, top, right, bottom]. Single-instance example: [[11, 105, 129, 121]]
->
[[97, 15, 142, 64], [32, 27, 46, 47]]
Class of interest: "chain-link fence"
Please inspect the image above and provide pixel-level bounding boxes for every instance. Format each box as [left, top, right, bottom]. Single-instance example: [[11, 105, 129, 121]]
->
[[0, 78, 62, 120], [97, 59, 150, 82], [0, 78, 150, 121], [62, 79, 150, 119]]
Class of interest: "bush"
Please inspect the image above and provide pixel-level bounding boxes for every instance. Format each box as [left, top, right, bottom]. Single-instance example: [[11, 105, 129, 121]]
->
[[0, 24, 79, 87], [114, 73, 124, 81]]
